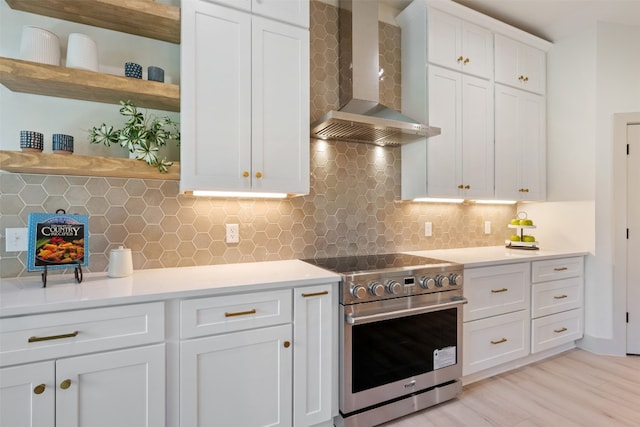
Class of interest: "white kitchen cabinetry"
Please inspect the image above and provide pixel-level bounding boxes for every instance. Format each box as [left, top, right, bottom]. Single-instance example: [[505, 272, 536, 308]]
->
[[495, 34, 546, 95], [181, 0, 310, 196], [0, 303, 166, 427], [463, 262, 530, 375], [427, 8, 493, 79], [494, 84, 546, 201], [203, 0, 309, 27], [425, 66, 494, 199], [531, 257, 584, 353], [180, 286, 335, 427]]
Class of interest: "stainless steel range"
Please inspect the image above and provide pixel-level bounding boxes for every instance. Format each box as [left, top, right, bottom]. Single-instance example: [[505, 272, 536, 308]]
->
[[303, 253, 466, 427]]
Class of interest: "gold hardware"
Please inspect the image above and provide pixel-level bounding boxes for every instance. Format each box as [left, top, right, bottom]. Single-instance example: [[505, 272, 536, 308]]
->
[[302, 291, 329, 298], [224, 309, 257, 317], [464, 185, 470, 189], [554, 327, 568, 333], [60, 379, 71, 390], [463, 57, 470, 64], [518, 75, 525, 81], [28, 331, 79, 343], [457, 55, 464, 63], [33, 384, 46, 395], [283, 341, 291, 348], [255, 172, 263, 179], [523, 76, 529, 82], [243, 171, 249, 178], [554, 267, 568, 271], [491, 288, 508, 293], [491, 338, 508, 345], [554, 294, 568, 299], [457, 184, 464, 189]]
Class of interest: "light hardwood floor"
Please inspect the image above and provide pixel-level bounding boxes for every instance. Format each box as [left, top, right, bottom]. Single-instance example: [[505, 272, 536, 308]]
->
[[380, 349, 640, 427]]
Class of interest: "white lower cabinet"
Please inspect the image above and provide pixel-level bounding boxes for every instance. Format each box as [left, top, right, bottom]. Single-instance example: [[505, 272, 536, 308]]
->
[[0, 303, 166, 427]]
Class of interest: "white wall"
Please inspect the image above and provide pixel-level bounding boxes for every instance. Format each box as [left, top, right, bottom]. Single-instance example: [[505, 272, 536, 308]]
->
[[0, 1, 180, 159], [528, 20, 640, 355]]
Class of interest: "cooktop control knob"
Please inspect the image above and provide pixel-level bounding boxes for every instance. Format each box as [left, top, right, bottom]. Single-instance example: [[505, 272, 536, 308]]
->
[[419, 276, 435, 289], [434, 275, 449, 287], [386, 280, 402, 295], [351, 285, 367, 299], [369, 282, 385, 296], [449, 273, 463, 286]]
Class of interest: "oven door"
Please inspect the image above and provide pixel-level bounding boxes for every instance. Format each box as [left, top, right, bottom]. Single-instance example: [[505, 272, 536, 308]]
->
[[340, 292, 466, 415]]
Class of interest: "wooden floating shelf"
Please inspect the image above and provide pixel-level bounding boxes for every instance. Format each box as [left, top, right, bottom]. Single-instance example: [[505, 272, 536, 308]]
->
[[0, 150, 180, 181], [6, 0, 180, 44], [0, 57, 180, 112]]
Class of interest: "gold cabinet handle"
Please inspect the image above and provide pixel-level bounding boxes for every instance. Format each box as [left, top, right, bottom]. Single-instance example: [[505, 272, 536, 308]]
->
[[242, 171, 249, 178], [60, 379, 71, 390], [28, 331, 79, 343], [255, 172, 263, 179], [463, 57, 470, 64], [301, 290, 329, 298], [457, 55, 464, 63], [464, 184, 470, 190], [224, 309, 256, 318], [33, 384, 46, 395], [283, 341, 291, 348], [457, 184, 464, 189], [554, 294, 568, 299], [518, 75, 525, 81], [491, 288, 508, 293], [491, 338, 508, 345], [523, 76, 529, 82], [554, 267, 568, 271], [554, 327, 568, 333]]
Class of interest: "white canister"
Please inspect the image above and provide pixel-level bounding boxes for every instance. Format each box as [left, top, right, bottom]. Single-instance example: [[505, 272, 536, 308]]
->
[[19, 26, 61, 66], [66, 33, 98, 71], [108, 246, 133, 278]]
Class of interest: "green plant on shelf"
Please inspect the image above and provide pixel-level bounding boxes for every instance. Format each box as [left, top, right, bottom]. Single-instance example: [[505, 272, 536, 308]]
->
[[88, 100, 180, 173]]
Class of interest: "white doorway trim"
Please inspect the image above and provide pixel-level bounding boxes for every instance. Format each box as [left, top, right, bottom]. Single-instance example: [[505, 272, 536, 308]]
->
[[613, 112, 640, 354]]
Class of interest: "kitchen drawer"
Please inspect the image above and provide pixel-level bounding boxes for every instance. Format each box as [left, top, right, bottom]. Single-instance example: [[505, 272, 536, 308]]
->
[[463, 309, 530, 375], [0, 302, 165, 367], [531, 308, 583, 353], [463, 262, 530, 322], [531, 277, 583, 318], [532, 257, 583, 283], [180, 289, 292, 339]]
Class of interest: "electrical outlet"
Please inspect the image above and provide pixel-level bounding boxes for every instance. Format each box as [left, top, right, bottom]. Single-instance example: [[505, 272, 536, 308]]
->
[[5, 228, 28, 252], [484, 221, 491, 235], [424, 222, 433, 237], [226, 224, 239, 243]]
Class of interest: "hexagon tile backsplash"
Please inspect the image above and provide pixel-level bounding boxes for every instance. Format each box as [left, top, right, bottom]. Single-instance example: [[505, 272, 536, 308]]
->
[[0, 1, 516, 278]]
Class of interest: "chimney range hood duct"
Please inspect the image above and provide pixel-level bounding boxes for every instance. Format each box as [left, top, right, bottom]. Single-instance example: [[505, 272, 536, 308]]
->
[[310, 0, 440, 146]]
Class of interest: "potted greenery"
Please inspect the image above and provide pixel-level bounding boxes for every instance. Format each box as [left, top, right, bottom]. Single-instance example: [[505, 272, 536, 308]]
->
[[88, 100, 180, 173]]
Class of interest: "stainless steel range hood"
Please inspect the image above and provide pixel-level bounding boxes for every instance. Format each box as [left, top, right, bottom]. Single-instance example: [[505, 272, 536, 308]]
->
[[310, 0, 440, 146]]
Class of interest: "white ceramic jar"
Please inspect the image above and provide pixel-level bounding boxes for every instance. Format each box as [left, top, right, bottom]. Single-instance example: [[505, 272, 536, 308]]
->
[[19, 26, 60, 65], [66, 33, 98, 71], [108, 246, 133, 278]]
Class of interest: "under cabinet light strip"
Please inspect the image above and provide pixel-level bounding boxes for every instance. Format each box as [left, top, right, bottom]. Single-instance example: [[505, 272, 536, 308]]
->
[[188, 191, 288, 199]]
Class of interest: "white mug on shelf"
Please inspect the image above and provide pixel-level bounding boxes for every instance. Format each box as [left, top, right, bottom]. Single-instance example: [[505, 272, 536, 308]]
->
[[66, 33, 98, 71], [19, 25, 61, 65]]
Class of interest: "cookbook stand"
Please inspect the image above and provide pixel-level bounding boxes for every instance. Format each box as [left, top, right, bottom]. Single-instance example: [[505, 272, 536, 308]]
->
[[41, 262, 83, 288]]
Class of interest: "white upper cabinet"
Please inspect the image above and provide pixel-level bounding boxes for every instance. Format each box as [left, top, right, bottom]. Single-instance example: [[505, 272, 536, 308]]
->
[[427, 8, 493, 79], [181, 0, 310, 196], [203, 0, 309, 27], [495, 34, 546, 95]]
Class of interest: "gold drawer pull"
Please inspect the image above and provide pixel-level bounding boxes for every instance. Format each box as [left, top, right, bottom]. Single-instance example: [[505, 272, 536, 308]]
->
[[554, 267, 568, 271], [457, 55, 464, 63], [224, 309, 257, 318], [302, 291, 329, 298], [491, 288, 508, 293], [554, 294, 568, 299], [33, 384, 46, 395], [60, 379, 71, 390], [283, 341, 291, 348], [491, 338, 508, 345], [554, 327, 568, 333], [28, 331, 79, 343]]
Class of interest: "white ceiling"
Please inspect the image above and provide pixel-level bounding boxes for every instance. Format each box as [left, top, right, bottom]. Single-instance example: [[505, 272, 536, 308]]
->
[[388, 0, 640, 41]]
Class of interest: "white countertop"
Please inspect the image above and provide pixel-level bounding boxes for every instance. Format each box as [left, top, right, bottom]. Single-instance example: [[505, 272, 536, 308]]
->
[[0, 260, 341, 317], [406, 246, 589, 268]]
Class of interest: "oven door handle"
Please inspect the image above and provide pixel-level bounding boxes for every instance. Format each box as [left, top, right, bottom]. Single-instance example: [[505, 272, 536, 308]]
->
[[345, 297, 468, 325]]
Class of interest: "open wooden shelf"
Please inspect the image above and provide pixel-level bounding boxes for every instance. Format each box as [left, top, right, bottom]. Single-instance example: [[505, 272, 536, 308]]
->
[[0, 57, 180, 112], [0, 150, 180, 181], [6, 0, 180, 44]]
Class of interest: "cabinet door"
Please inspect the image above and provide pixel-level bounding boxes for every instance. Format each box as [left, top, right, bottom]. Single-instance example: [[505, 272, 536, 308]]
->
[[495, 84, 546, 201], [460, 20, 493, 79], [252, 16, 310, 195], [293, 285, 335, 426], [55, 344, 165, 427], [252, 0, 309, 28], [180, 325, 292, 427], [180, 0, 252, 192], [495, 34, 545, 95], [0, 361, 54, 427]]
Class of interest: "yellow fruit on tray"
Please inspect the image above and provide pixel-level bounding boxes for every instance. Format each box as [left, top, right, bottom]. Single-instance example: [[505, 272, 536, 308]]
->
[[510, 218, 520, 225], [519, 219, 534, 226], [523, 235, 536, 242], [509, 235, 521, 242]]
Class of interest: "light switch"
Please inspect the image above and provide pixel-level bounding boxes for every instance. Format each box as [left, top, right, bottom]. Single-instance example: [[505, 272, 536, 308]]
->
[[424, 222, 433, 237], [484, 221, 491, 235]]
